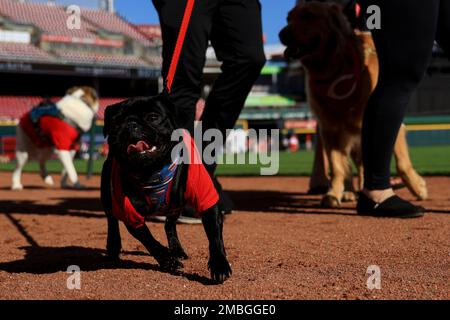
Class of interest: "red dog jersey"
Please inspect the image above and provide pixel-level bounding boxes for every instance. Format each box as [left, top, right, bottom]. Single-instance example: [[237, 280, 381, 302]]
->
[[20, 113, 80, 151], [110, 131, 219, 228]]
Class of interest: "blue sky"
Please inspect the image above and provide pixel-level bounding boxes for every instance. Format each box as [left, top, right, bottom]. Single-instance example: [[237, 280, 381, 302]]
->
[[115, 0, 296, 44]]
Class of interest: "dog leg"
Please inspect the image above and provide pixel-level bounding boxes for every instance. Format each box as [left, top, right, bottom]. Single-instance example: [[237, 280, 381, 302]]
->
[[12, 151, 28, 190], [351, 146, 364, 191], [126, 224, 184, 272], [343, 161, 357, 202], [100, 157, 122, 258], [103, 212, 122, 259], [320, 131, 349, 208], [202, 205, 232, 283], [394, 124, 428, 200], [308, 129, 330, 194], [60, 150, 76, 188], [165, 216, 189, 260], [38, 149, 54, 186], [56, 150, 85, 189]]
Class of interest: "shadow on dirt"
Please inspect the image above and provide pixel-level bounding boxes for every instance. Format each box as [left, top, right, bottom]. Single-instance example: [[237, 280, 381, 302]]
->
[[0, 186, 99, 191], [0, 213, 217, 285], [227, 190, 357, 216], [0, 245, 216, 285], [226, 189, 450, 215], [0, 245, 217, 285], [0, 197, 104, 219]]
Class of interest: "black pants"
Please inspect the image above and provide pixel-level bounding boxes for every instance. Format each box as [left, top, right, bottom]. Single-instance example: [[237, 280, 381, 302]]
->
[[359, 0, 450, 190], [152, 0, 266, 139]]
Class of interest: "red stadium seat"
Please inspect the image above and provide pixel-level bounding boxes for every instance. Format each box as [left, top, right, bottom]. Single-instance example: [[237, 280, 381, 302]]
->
[[81, 9, 151, 45], [0, 42, 54, 62], [52, 49, 150, 67], [0, 0, 97, 39], [0, 96, 125, 121]]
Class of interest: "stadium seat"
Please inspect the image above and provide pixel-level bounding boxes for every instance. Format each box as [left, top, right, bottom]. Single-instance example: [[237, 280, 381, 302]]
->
[[81, 8, 151, 45], [0, 42, 54, 62], [0, 96, 125, 121], [0, 0, 97, 39], [52, 49, 150, 67]]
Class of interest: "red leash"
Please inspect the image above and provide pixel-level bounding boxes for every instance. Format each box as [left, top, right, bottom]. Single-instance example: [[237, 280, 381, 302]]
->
[[166, 0, 196, 93]]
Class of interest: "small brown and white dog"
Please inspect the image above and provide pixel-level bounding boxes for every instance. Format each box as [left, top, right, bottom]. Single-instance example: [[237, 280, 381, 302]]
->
[[12, 86, 99, 190], [280, 2, 428, 207]]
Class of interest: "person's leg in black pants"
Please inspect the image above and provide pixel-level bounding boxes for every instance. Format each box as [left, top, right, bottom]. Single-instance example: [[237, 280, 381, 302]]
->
[[357, 0, 450, 217], [201, 0, 266, 212], [153, 0, 265, 136], [152, 0, 219, 134], [436, 0, 450, 55], [153, 0, 265, 215], [202, 1, 266, 137]]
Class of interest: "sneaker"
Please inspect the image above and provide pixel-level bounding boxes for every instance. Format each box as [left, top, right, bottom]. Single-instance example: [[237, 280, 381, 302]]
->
[[177, 206, 202, 224], [177, 215, 202, 224], [146, 216, 167, 223], [357, 192, 425, 218], [146, 214, 202, 224]]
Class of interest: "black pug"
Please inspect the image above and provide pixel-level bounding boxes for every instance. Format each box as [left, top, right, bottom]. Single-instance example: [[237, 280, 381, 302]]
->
[[100, 95, 232, 283]]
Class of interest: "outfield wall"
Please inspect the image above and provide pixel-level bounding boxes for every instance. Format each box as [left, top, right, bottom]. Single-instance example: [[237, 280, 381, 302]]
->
[[1, 116, 450, 159]]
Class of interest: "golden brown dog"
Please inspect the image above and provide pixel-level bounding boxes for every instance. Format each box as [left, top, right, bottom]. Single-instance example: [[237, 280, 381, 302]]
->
[[280, 2, 427, 207]]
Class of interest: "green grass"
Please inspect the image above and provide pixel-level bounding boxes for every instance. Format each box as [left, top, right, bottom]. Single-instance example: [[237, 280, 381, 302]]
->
[[1, 145, 449, 176]]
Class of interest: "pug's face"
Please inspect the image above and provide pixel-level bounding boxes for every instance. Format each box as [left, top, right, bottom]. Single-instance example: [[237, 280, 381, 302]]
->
[[279, 2, 352, 69], [104, 96, 179, 176]]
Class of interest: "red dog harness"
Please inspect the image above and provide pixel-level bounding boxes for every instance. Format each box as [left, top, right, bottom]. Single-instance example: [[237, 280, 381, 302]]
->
[[20, 112, 80, 151], [110, 131, 218, 228]]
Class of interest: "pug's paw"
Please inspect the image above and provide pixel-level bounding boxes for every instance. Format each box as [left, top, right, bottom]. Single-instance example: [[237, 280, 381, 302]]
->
[[208, 254, 232, 283], [106, 236, 122, 260], [154, 247, 184, 272], [170, 246, 189, 260], [158, 256, 184, 273]]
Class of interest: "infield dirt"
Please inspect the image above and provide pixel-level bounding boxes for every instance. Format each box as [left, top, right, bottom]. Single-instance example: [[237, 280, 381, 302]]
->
[[0, 172, 449, 299]]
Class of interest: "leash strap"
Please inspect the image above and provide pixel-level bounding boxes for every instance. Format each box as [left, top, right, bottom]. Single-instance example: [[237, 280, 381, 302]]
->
[[166, 0, 196, 93]]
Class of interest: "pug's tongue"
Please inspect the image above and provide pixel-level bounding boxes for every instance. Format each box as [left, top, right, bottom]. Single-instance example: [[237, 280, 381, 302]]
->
[[127, 141, 150, 154]]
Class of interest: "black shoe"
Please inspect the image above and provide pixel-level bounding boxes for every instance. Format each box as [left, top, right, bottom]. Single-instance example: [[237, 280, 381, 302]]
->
[[357, 192, 425, 218]]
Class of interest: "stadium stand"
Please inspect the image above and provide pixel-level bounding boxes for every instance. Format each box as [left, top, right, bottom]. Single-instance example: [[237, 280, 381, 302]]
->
[[81, 8, 151, 45], [136, 24, 162, 40], [0, 96, 125, 121], [0, 42, 54, 62], [0, 0, 162, 68], [52, 49, 150, 67], [0, 0, 97, 39]]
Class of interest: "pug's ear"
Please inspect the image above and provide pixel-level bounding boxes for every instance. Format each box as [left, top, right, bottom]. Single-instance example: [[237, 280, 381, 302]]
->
[[155, 94, 181, 128], [103, 101, 127, 138]]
